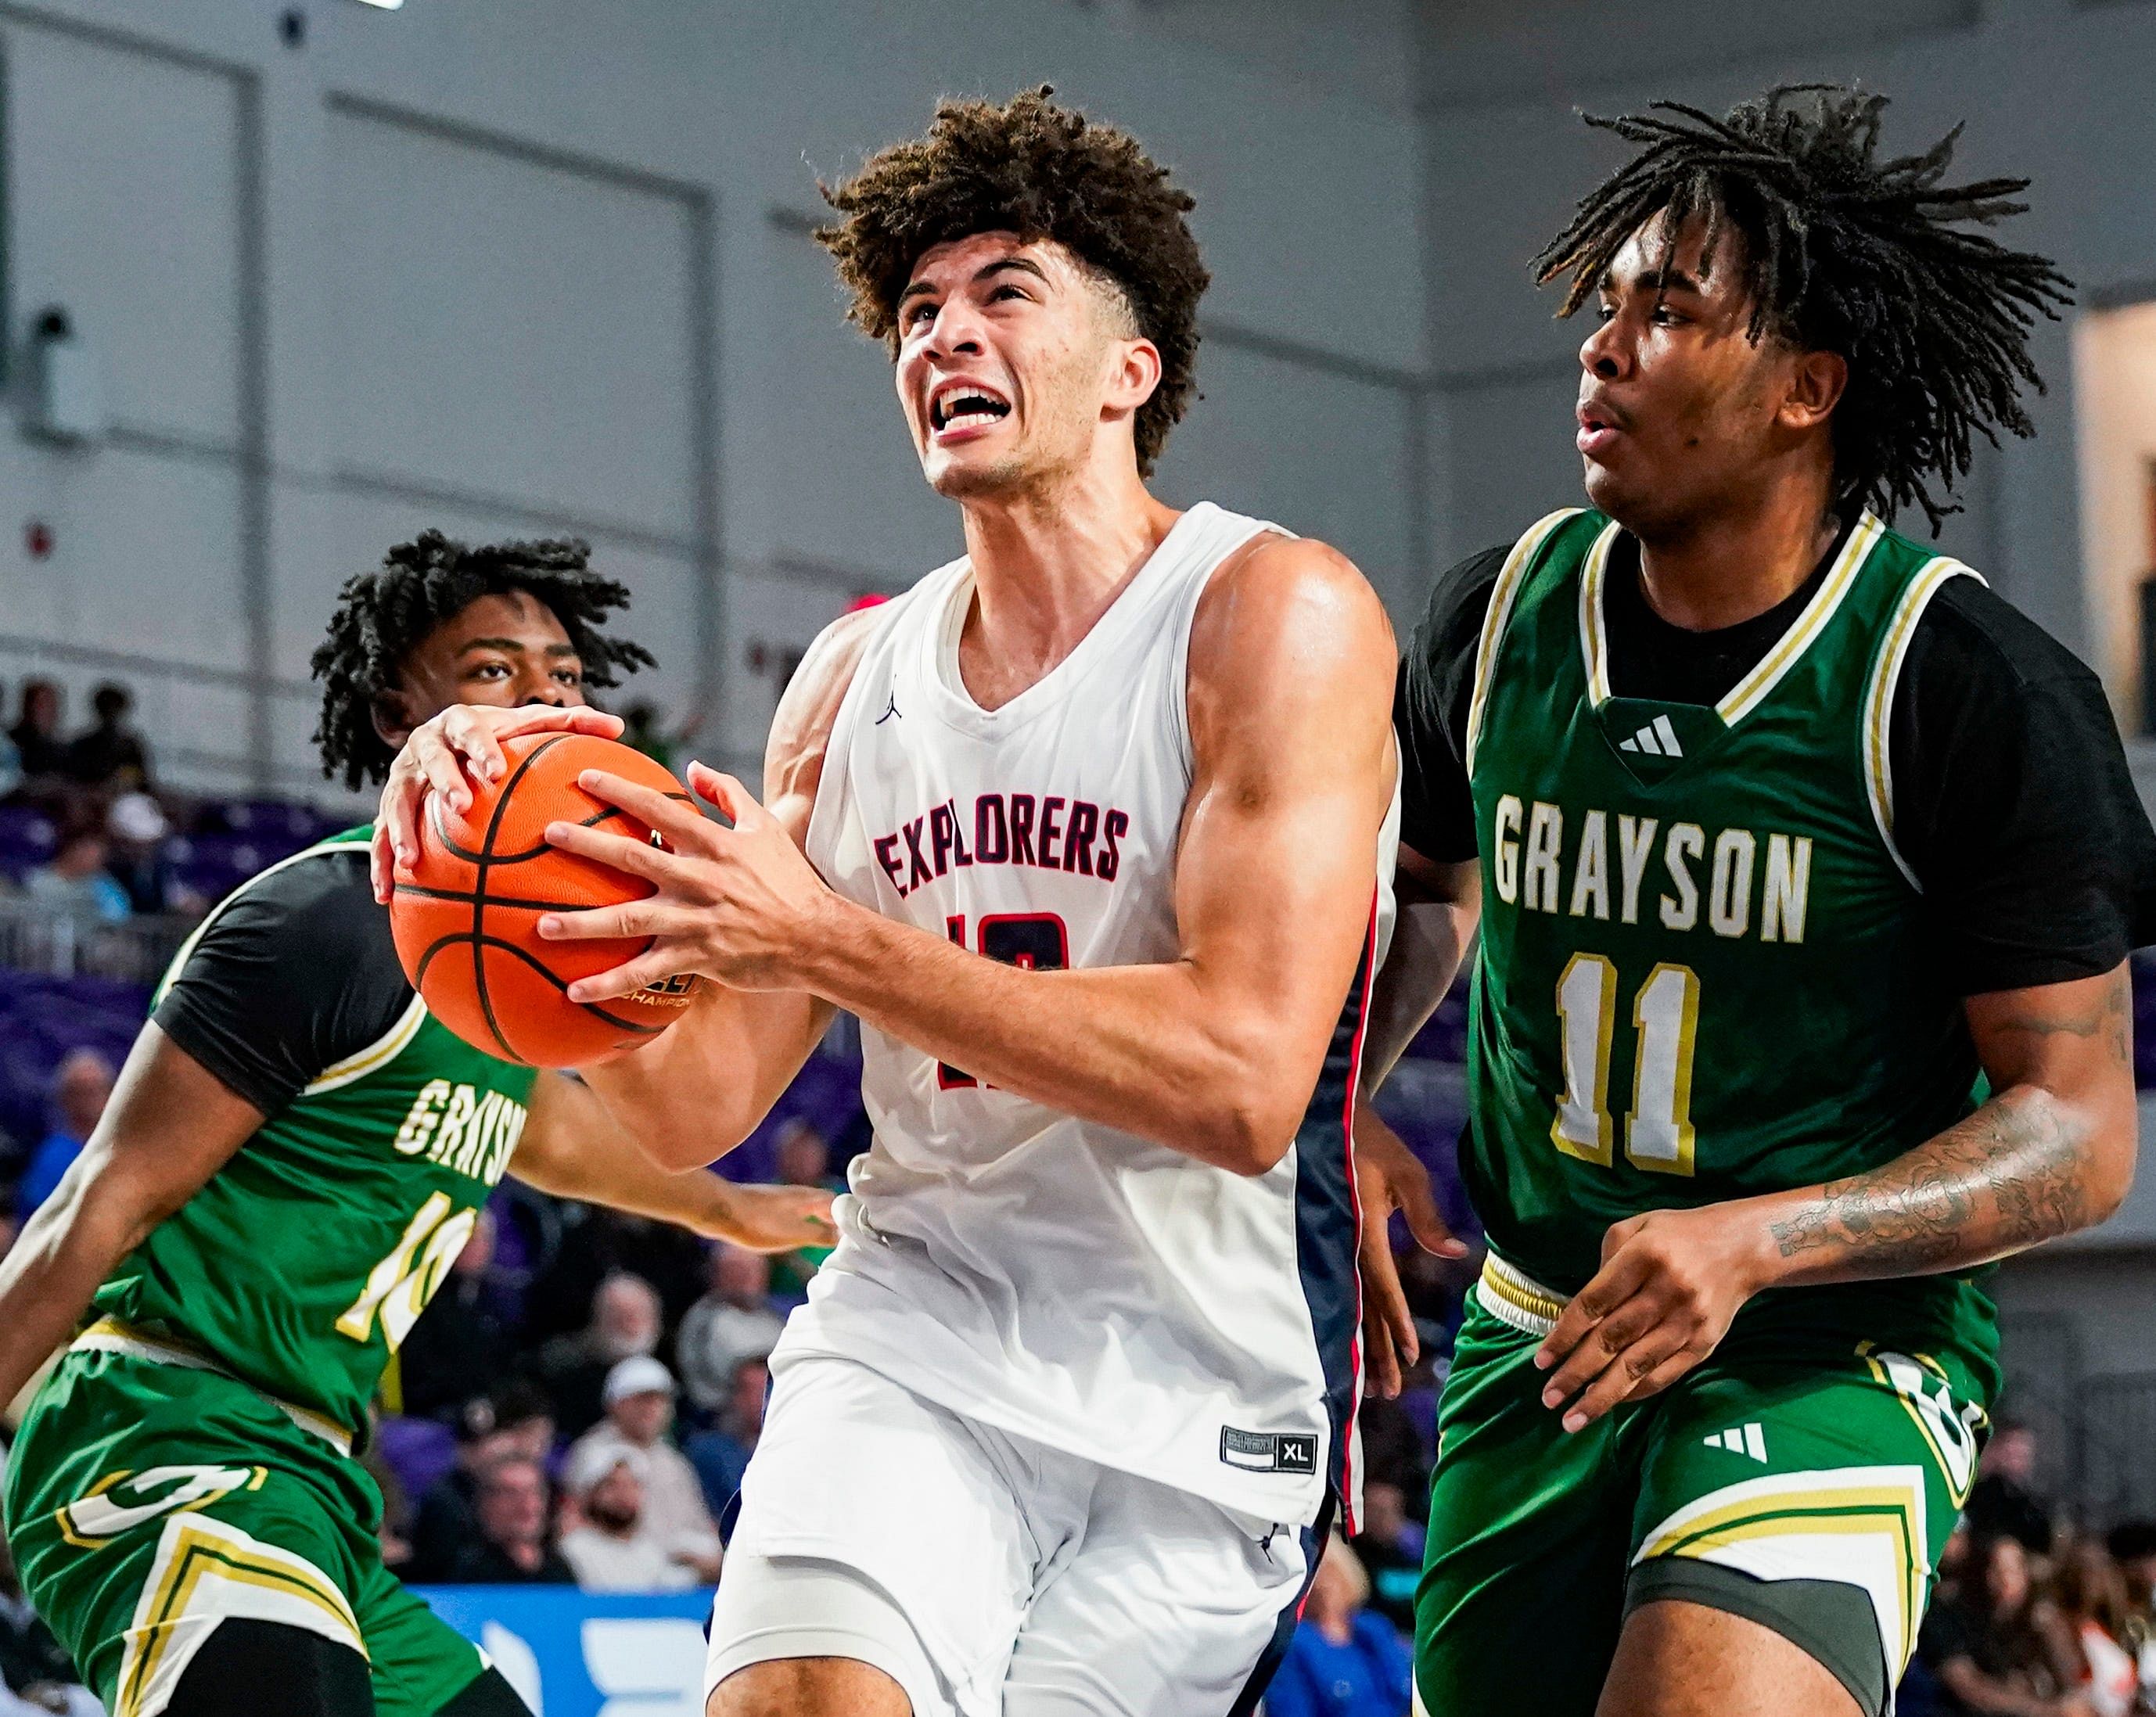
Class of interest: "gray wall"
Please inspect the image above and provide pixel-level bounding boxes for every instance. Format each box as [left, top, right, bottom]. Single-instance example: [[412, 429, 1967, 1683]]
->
[[1414, 0, 2156, 660], [0, 0, 1430, 803]]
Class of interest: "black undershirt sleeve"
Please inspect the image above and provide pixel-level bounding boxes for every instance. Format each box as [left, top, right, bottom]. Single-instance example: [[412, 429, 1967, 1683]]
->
[[1891, 577, 2156, 994], [1395, 545, 1506, 865], [152, 850, 414, 1115]]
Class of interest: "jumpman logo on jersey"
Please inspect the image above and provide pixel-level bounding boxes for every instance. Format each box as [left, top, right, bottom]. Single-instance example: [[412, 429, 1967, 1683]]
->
[[875, 690, 901, 725], [1618, 713, 1684, 758]]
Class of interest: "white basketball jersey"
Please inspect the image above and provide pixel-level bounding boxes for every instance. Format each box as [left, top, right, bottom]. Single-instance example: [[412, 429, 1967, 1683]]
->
[[785, 502, 1398, 1527]]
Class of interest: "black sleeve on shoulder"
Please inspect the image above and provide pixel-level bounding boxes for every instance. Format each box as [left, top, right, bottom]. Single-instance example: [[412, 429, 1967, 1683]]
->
[[1396, 546, 1507, 865], [1891, 577, 2156, 995], [152, 850, 415, 1115]]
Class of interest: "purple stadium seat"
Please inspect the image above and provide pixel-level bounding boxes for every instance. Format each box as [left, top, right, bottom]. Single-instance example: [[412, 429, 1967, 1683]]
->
[[376, 1414, 458, 1503]]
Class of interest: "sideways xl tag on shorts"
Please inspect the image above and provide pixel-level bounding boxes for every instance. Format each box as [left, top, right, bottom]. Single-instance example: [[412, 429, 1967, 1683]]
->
[[1220, 1428, 1317, 1474]]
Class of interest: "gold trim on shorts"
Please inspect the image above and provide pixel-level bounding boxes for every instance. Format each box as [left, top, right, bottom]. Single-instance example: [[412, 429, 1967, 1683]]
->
[[1475, 1255, 1568, 1339], [70, 1320, 354, 1459]]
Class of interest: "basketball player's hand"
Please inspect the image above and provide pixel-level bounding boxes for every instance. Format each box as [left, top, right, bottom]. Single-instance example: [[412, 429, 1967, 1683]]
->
[[538, 761, 837, 995], [1354, 1101, 1468, 1398], [1533, 1204, 1768, 1431], [371, 702, 626, 902], [711, 1182, 839, 1252]]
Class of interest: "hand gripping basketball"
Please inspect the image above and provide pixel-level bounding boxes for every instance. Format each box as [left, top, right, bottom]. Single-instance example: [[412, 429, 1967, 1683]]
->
[[537, 760, 840, 1000], [387, 731, 705, 1067]]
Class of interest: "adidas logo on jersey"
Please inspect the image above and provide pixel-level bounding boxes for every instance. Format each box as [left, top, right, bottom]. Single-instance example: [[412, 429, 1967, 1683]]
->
[[1704, 1423, 1768, 1463], [1618, 714, 1684, 758]]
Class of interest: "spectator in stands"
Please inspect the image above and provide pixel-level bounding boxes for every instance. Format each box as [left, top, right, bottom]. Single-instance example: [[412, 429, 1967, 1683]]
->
[[405, 1382, 556, 1584], [675, 1244, 782, 1417], [397, 1206, 514, 1422], [1263, 1535, 1412, 1717], [442, 1455, 570, 1585], [1967, 1418, 2056, 1554], [523, 1206, 708, 1350], [1350, 1480, 1424, 1637], [538, 1270, 663, 1437], [565, 1356, 721, 1583], [2107, 1521, 2156, 1686], [557, 1442, 706, 1592], [8, 681, 66, 784], [25, 829, 129, 928], [2055, 1538, 2140, 1715], [102, 792, 188, 918], [1919, 1532, 2089, 1715], [14, 1051, 113, 1223], [685, 1355, 769, 1521], [63, 683, 150, 792]]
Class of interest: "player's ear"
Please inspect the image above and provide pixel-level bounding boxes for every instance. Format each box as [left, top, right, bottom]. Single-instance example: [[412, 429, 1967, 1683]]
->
[[1781, 347, 1848, 432], [1105, 336, 1162, 414]]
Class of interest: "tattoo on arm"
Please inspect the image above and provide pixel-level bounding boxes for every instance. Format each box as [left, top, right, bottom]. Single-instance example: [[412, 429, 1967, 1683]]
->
[[1765, 968, 2124, 1275], [1766, 1094, 2092, 1273]]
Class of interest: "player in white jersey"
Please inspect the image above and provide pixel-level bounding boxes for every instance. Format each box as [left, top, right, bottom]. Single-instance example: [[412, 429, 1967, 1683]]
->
[[375, 90, 1416, 1717]]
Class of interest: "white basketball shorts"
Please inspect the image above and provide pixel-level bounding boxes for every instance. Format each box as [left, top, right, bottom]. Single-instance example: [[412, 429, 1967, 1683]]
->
[[702, 1355, 1319, 1717]]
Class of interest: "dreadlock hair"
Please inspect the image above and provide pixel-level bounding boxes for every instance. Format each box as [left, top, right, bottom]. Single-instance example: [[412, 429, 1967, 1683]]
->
[[1533, 84, 2072, 532], [311, 530, 652, 790], [814, 86, 1209, 476]]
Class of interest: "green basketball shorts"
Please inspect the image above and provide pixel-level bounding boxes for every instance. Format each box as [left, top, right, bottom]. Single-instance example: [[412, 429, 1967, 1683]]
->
[[1414, 1257, 1991, 1717], [2, 1322, 489, 1717]]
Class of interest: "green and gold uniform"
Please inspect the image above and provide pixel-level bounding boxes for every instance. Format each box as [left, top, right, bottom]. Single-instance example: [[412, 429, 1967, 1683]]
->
[[1394, 509, 2156, 1716], [4, 828, 537, 1717]]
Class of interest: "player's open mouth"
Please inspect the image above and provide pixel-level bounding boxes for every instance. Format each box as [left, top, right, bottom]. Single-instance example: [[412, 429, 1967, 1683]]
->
[[929, 380, 1012, 437], [1576, 408, 1623, 457]]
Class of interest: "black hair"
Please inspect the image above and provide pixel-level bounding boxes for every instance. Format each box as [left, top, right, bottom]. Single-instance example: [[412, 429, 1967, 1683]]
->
[[311, 530, 652, 790], [1533, 84, 2073, 531]]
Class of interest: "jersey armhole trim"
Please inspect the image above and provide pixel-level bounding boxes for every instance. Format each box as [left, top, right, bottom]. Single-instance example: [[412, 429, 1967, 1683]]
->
[[1464, 508, 1581, 776], [1861, 555, 1983, 893], [302, 993, 428, 1096], [152, 835, 374, 1008], [1170, 519, 1295, 783]]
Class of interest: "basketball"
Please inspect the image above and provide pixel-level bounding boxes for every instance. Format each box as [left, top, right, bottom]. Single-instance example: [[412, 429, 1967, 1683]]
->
[[388, 731, 702, 1068]]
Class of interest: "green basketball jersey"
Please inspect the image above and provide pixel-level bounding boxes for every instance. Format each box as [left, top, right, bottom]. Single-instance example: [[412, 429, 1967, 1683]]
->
[[1464, 508, 1996, 1358], [92, 827, 537, 1437]]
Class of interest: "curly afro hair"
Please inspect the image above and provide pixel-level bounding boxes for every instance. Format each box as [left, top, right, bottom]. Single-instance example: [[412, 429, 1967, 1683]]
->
[[311, 530, 652, 790], [1534, 84, 2072, 532], [815, 86, 1208, 476]]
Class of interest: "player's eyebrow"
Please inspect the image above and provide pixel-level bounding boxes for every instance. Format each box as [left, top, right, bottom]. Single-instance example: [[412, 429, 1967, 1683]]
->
[[898, 254, 1051, 306], [457, 637, 578, 657]]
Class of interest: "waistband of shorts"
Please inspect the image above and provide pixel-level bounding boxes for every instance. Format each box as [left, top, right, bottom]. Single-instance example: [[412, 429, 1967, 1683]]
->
[[68, 1317, 355, 1458], [1473, 1255, 1569, 1340]]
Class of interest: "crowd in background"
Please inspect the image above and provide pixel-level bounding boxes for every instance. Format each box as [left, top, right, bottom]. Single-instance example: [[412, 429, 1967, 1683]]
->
[[0, 679, 171, 928]]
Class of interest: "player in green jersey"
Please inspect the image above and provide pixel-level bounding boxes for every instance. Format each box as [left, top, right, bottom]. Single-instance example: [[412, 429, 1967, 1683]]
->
[[1354, 88, 2154, 1717], [0, 533, 836, 1717]]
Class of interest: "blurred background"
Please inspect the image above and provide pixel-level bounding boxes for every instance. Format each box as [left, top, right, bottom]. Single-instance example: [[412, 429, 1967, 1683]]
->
[[0, 2, 2150, 1712]]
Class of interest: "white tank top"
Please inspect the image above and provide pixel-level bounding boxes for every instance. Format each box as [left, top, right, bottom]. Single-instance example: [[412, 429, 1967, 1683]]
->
[[784, 501, 1399, 1526]]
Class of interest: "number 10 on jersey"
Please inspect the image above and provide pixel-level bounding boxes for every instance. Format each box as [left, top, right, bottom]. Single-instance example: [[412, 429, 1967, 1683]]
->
[[1552, 955, 1700, 1176]]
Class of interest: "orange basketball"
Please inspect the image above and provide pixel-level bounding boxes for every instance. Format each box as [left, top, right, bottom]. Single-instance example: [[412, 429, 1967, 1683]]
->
[[388, 731, 702, 1068]]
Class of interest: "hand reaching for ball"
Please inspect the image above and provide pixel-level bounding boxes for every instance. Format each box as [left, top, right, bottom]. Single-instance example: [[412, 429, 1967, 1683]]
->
[[538, 762, 840, 999], [372, 702, 624, 904]]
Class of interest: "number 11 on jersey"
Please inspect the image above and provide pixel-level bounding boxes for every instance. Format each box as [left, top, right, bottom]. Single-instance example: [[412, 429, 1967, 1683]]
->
[[1552, 954, 1700, 1175]]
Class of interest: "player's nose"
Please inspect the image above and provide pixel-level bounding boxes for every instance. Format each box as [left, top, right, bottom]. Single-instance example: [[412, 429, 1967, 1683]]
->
[[1580, 313, 1629, 381]]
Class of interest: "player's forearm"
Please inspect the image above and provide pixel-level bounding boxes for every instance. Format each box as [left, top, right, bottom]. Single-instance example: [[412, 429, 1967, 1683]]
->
[[797, 896, 1333, 1174], [1360, 861, 1480, 1092], [0, 1159, 170, 1406], [510, 1108, 738, 1235], [1737, 1082, 2133, 1289], [580, 987, 828, 1171]]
